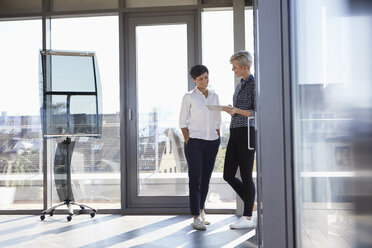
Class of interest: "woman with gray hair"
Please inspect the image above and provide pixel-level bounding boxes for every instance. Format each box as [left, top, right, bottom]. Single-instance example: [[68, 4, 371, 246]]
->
[[222, 50, 256, 229]]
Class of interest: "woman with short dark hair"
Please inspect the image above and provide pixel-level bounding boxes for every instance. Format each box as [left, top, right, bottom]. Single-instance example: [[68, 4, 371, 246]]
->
[[179, 64, 221, 230]]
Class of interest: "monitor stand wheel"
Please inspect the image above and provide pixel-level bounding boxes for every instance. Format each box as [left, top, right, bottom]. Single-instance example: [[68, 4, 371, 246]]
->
[[40, 200, 97, 221]]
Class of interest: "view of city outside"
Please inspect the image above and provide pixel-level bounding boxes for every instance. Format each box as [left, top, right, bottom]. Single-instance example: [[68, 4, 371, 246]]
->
[[51, 16, 120, 209], [135, 9, 255, 209], [0, 19, 43, 209], [0, 16, 121, 209], [136, 23, 189, 197]]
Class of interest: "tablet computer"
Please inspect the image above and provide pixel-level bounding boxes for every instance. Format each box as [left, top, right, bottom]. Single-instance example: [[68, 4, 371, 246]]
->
[[207, 105, 227, 111]]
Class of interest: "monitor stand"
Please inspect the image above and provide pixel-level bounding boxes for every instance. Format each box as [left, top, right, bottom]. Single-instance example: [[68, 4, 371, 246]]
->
[[40, 137, 97, 221]]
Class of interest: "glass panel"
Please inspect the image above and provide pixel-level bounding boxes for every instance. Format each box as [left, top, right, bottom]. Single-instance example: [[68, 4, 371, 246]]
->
[[50, 55, 96, 92], [0, 0, 42, 14], [51, 16, 120, 209], [245, 9, 254, 74], [70, 95, 100, 134], [136, 24, 188, 196], [0, 19, 42, 210], [43, 95, 100, 136], [202, 10, 236, 209], [126, 0, 196, 8], [291, 1, 372, 247], [52, 0, 117, 12], [40, 52, 102, 137]]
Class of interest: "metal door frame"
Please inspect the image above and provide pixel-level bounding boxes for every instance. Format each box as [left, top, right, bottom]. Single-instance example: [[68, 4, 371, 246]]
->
[[123, 11, 197, 211]]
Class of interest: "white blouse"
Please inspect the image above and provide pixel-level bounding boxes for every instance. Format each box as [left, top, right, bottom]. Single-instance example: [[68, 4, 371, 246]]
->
[[179, 87, 221, 140]]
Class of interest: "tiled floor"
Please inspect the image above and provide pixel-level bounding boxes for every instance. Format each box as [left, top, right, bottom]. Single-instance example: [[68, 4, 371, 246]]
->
[[0, 214, 257, 248]]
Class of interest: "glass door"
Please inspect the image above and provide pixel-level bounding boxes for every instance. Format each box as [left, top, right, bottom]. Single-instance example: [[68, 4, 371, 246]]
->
[[290, 1, 372, 247], [127, 13, 195, 208]]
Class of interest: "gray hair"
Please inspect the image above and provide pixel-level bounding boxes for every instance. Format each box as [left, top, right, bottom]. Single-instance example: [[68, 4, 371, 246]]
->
[[230, 50, 253, 68]]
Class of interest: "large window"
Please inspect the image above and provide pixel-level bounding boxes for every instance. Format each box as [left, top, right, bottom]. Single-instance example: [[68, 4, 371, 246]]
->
[[202, 10, 235, 209], [291, 1, 372, 247], [0, 4, 256, 214], [136, 24, 188, 197], [51, 16, 120, 209], [202, 9, 255, 209], [0, 19, 42, 209]]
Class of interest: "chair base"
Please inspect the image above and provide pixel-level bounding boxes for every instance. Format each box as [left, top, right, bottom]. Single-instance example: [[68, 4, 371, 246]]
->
[[40, 200, 96, 221]]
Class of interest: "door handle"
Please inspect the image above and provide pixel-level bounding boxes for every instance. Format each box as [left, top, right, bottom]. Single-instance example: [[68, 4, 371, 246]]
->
[[248, 116, 255, 150]]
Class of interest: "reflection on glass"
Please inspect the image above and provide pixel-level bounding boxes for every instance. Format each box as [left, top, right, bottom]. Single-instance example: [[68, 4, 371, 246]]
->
[[291, 1, 372, 247], [0, 19, 42, 210], [136, 24, 188, 196], [51, 55, 96, 92]]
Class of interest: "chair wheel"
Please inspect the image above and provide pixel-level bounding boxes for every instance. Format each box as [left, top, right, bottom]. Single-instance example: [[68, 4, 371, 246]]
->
[[40, 215, 45, 221], [90, 212, 95, 218], [49, 211, 54, 216], [67, 216, 72, 221]]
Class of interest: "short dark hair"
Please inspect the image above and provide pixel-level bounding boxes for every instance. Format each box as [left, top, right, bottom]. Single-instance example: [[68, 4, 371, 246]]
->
[[189, 65, 209, 79]]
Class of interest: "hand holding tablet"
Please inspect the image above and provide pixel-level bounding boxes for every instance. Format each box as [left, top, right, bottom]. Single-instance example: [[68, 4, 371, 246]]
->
[[207, 105, 231, 111]]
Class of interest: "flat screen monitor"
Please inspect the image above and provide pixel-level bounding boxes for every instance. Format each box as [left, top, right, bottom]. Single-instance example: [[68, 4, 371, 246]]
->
[[39, 50, 102, 137]]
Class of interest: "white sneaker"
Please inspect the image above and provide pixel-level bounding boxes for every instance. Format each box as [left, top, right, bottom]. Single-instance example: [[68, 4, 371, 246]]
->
[[200, 211, 210, 225], [229, 216, 255, 229], [193, 217, 206, 230]]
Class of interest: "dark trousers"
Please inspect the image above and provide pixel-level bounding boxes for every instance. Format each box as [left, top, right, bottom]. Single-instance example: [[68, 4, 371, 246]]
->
[[223, 127, 256, 217], [185, 138, 220, 216]]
